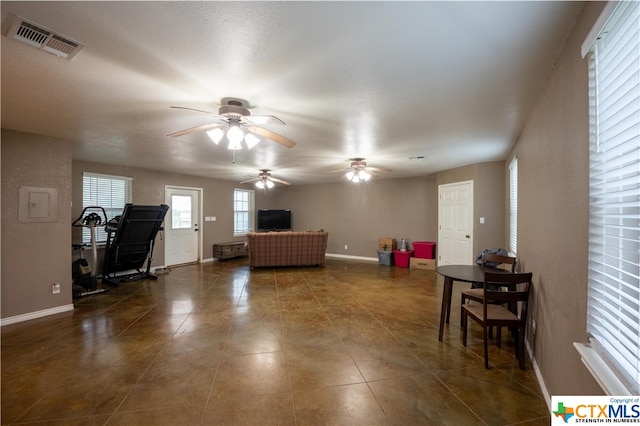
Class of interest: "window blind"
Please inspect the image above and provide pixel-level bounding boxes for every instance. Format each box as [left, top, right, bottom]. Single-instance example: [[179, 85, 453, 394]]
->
[[233, 189, 254, 235], [509, 157, 518, 256], [586, 0, 640, 394], [82, 172, 132, 243]]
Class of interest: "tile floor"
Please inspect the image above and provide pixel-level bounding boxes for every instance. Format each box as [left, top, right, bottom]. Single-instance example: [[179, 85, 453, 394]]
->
[[1, 258, 550, 425]]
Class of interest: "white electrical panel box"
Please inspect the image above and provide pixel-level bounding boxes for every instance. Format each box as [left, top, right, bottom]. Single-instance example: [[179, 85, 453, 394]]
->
[[18, 186, 58, 223]]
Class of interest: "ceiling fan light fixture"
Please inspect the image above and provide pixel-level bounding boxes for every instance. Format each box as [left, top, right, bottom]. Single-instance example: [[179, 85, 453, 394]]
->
[[255, 178, 274, 189], [244, 133, 260, 149], [227, 123, 244, 144], [206, 128, 224, 144], [346, 169, 372, 183], [168, 100, 296, 150]]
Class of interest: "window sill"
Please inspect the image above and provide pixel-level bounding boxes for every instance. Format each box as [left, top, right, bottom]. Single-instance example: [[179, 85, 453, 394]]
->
[[573, 342, 633, 395]]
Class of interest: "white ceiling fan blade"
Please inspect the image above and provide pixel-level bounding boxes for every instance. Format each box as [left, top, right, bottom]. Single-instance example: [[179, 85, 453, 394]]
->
[[167, 123, 224, 137], [244, 115, 286, 126], [247, 126, 296, 148], [270, 177, 291, 185], [325, 168, 349, 174], [367, 166, 392, 173], [239, 177, 261, 184], [170, 105, 226, 119]]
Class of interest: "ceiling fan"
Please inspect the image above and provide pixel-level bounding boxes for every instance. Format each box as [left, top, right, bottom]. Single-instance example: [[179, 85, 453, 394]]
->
[[240, 169, 291, 190], [167, 97, 296, 150], [327, 158, 392, 182]]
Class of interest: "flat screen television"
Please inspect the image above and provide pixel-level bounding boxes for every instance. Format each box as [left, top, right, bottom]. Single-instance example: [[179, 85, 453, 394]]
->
[[257, 209, 292, 231]]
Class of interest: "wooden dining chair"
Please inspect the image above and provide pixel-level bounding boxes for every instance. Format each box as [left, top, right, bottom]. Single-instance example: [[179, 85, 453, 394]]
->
[[460, 253, 517, 324], [461, 272, 533, 369]]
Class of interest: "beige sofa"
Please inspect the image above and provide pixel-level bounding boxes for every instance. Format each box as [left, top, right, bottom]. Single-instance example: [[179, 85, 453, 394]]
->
[[246, 231, 328, 268]]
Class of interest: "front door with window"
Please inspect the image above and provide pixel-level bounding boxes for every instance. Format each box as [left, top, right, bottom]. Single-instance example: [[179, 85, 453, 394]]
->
[[165, 187, 200, 266]]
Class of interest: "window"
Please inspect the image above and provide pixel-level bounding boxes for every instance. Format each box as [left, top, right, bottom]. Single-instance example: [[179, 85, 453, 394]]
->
[[233, 189, 254, 236], [171, 194, 192, 229], [509, 157, 518, 256], [583, 0, 640, 394], [82, 172, 132, 243]]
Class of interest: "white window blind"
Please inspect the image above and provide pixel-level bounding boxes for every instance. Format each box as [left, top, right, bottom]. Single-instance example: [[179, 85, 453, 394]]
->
[[586, 0, 640, 394], [82, 172, 132, 243], [233, 189, 254, 236], [509, 157, 518, 256]]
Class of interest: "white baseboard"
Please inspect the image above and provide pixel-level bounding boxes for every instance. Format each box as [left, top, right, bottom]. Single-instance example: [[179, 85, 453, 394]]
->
[[325, 253, 378, 262], [527, 340, 550, 410], [152, 258, 215, 273], [1, 304, 74, 326]]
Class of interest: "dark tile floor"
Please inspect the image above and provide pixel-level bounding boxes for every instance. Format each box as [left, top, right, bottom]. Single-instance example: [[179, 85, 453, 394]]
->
[[1, 258, 550, 425]]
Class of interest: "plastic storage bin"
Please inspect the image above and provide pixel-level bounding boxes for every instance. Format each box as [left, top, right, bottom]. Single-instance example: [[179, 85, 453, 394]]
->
[[377, 250, 394, 266], [393, 250, 413, 268], [413, 242, 436, 259]]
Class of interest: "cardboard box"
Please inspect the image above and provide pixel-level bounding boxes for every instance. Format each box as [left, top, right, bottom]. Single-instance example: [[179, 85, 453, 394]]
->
[[410, 257, 435, 270], [378, 238, 397, 251]]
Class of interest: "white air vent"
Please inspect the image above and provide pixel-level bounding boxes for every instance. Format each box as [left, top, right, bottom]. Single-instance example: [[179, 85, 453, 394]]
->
[[5, 14, 84, 60]]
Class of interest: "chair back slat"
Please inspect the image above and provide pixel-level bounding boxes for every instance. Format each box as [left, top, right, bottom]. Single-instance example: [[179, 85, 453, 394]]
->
[[483, 272, 532, 318], [482, 253, 517, 272]]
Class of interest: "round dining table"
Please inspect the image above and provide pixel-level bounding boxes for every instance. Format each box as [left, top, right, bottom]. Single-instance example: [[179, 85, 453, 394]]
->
[[435, 264, 512, 341]]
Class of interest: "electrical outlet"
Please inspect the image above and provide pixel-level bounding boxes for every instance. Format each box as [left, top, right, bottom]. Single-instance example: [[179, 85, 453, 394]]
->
[[344, 244, 348, 250], [52, 283, 61, 294]]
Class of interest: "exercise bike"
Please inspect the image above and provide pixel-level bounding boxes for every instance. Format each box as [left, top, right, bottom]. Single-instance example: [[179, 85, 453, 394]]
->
[[72, 206, 109, 297]]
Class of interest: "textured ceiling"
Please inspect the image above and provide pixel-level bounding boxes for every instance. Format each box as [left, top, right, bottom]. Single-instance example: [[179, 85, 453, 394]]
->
[[1, 1, 583, 185]]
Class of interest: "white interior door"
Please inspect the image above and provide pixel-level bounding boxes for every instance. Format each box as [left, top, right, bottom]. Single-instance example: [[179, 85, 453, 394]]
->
[[438, 180, 474, 265], [165, 187, 201, 266]]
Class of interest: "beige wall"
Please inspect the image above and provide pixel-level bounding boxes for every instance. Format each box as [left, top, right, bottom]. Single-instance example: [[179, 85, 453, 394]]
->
[[266, 176, 439, 257], [70, 161, 504, 265], [505, 2, 603, 395], [1, 130, 74, 318]]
